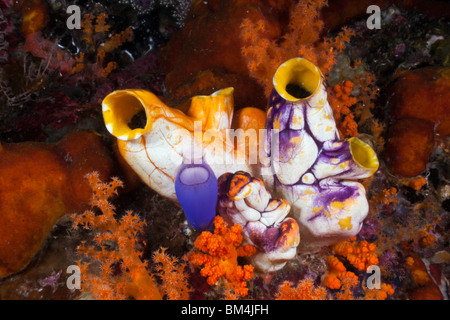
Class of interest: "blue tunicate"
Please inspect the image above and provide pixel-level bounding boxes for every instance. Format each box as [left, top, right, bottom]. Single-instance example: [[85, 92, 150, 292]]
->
[[175, 161, 218, 231]]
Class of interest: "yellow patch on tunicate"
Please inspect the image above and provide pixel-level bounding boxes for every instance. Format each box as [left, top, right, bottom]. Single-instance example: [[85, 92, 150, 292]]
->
[[302, 189, 317, 196], [292, 116, 303, 126], [338, 216, 352, 230], [327, 196, 358, 219], [290, 136, 303, 145], [302, 174, 312, 183], [331, 158, 340, 164], [273, 118, 281, 131], [340, 161, 349, 169], [326, 126, 333, 132], [240, 186, 253, 199], [312, 206, 323, 213], [330, 201, 344, 210]]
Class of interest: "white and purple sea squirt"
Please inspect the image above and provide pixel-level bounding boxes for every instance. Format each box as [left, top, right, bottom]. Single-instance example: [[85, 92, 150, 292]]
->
[[263, 58, 379, 252]]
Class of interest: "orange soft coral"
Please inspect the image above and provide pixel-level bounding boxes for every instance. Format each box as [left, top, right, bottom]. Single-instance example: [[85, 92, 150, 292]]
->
[[160, 0, 292, 109], [370, 187, 398, 207], [323, 252, 394, 300], [408, 177, 428, 191], [71, 13, 132, 78], [352, 71, 378, 123], [72, 173, 163, 300], [241, 0, 354, 97], [153, 248, 192, 300], [419, 234, 435, 248], [334, 277, 359, 300], [327, 80, 359, 137], [364, 283, 395, 300], [324, 238, 395, 300], [332, 237, 379, 271], [187, 216, 256, 299], [323, 255, 358, 290], [276, 278, 327, 300]]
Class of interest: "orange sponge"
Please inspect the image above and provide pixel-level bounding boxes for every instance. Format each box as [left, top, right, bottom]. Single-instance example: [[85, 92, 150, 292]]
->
[[0, 131, 114, 279]]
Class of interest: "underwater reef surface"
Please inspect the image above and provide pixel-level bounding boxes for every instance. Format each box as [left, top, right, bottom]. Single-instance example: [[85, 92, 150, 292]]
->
[[0, 0, 449, 300]]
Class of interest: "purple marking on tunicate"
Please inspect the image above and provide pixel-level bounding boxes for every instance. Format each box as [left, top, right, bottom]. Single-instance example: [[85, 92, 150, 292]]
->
[[267, 95, 293, 132], [307, 183, 360, 221], [277, 129, 304, 162], [316, 145, 353, 166], [217, 172, 234, 196], [247, 225, 280, 253]]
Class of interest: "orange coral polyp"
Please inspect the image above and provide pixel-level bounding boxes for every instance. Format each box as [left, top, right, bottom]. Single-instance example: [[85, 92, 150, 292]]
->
[[328, 80, 359, 138], [276, 279, 327, 300], [364, 283, 395, 300], [324, 238, 386, 295], [74, 13, 133, 79], [188, 216, 256, 298], [332, 238, 378, 271]]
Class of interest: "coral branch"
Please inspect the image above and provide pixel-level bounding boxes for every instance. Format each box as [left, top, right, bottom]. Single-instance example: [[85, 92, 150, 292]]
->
[[72, 172, 162, 300], [72, 13, 133, 78], [153, 248, 192, 300], [276, 279, 327, 300], [327, 80, 359, 137], [187, 216, 256, 299], [240, 0, 354, 97]]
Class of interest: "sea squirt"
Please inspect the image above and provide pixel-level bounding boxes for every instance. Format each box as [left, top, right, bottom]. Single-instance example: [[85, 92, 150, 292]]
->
[[264, 58, 379, 252], [175, 161, 218, 231], [101, 57, 379, 256]]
